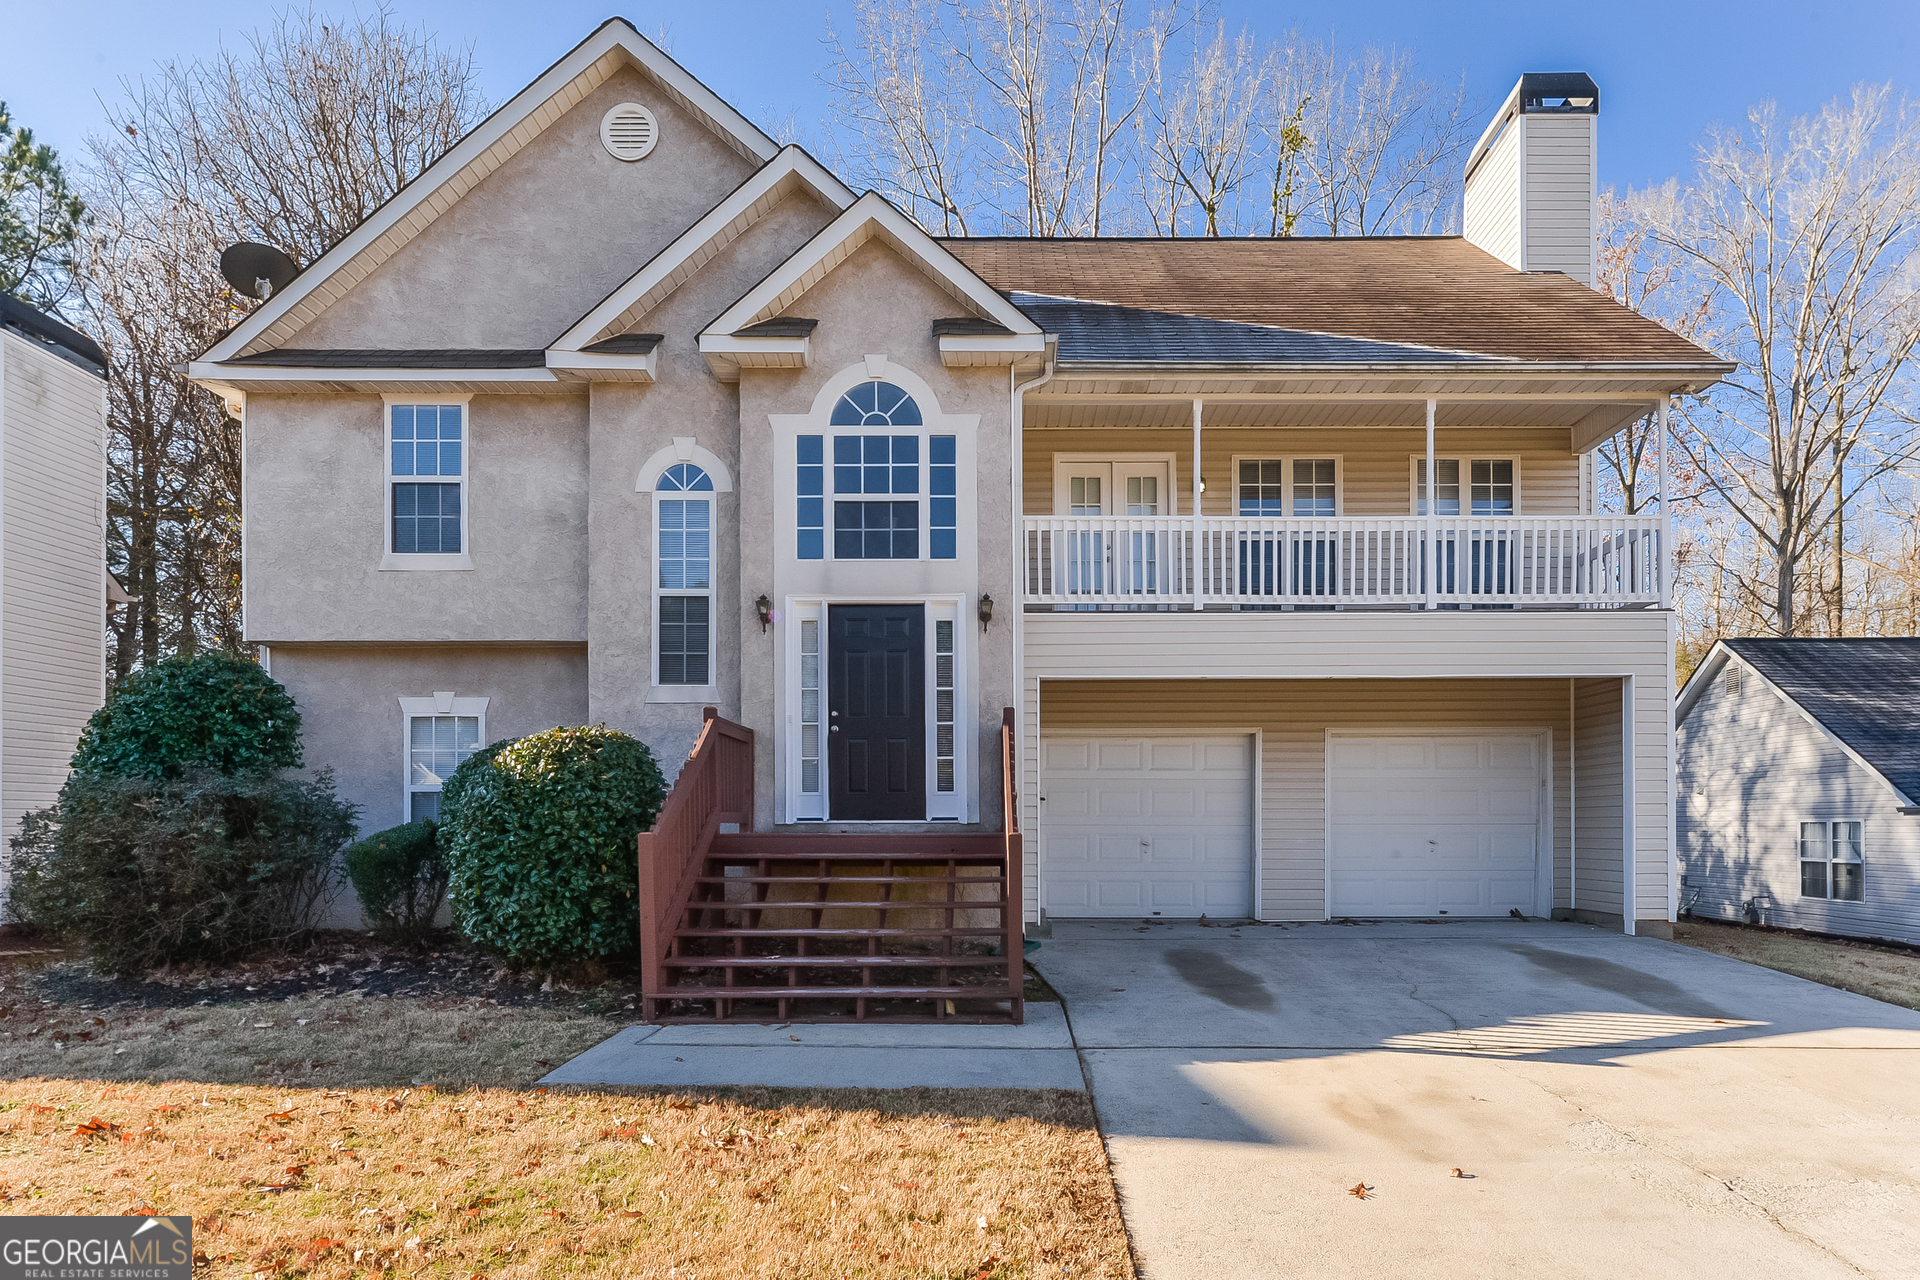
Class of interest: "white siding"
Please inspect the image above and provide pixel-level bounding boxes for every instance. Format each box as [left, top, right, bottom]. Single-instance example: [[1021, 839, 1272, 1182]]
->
[[1573, 676, 1625, 919], [1677, 660, 1920, 945], [1464, 113, 1524, 271], [1020, 609, 1673, 929], [1523, 115, 1596, 286], [0, 330, 108, 855]]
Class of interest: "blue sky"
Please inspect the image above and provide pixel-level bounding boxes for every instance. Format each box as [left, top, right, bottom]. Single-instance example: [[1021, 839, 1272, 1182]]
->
[[4, 2, 1917, 198]]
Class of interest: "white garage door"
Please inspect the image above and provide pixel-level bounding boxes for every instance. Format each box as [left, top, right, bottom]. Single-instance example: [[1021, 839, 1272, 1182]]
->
[[1329, 733, 1544, 917], [1042, 735, 1253, 918]]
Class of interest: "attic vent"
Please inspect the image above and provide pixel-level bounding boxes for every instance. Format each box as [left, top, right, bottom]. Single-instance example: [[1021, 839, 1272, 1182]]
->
[[1726, 664, 1744, 697], [600, 103, 659, 162]]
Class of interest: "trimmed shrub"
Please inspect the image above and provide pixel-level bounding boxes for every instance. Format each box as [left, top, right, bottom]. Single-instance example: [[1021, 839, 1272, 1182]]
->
[[72, 653, 301, 779], [344, 821, 448, 945], [6, 769, 357, 975], [439, 725, 667, 964]]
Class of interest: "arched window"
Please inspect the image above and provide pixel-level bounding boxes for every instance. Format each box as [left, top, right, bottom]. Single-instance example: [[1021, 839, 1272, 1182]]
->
[[656, 464, 713, 686], [800, 380, 954, 560]]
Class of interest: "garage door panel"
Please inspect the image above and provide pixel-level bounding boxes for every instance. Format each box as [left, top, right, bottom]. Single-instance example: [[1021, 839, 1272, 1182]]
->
[[1331, 732, 1543, 918], [1043, 735, 1253, 919]]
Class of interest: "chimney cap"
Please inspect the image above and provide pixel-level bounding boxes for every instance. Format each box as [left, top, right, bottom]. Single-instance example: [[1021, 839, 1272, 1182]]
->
[[1519, 73, 1599, 114]]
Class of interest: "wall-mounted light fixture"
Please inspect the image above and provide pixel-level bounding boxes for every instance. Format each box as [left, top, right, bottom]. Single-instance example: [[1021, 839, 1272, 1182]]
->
[[977, 593, 994, 632], [755, 594, 774, 633]]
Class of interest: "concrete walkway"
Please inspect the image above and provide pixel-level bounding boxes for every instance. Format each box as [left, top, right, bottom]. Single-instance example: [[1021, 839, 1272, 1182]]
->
[[539, 1001, 1084, 1091], [1030, 918, 1920, 1280]]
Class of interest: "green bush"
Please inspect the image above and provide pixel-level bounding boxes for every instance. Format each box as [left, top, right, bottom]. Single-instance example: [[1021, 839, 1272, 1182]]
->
[[73, 653, 301, 779], [344, 820, 447, 944], [439, 725, 666, 964], [6, 769, 358, 975]]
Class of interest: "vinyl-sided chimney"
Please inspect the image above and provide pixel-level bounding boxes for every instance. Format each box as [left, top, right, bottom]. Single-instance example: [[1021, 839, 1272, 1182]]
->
[[1463, 73, 1599, 286]]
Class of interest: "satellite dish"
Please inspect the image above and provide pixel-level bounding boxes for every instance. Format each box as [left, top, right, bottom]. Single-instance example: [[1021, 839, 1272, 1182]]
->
[[220, 242, 299, 302]]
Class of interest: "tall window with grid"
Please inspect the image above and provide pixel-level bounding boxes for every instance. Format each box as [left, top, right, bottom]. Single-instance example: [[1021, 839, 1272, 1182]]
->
[[408, 714, 481, 821], [657, 463, 713, 685], [390, 404, 464, 553], [827, 381, 926, 560]]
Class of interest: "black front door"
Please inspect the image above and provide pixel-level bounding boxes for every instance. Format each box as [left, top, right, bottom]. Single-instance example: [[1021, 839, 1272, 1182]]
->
[[828, 603, 926, 821]]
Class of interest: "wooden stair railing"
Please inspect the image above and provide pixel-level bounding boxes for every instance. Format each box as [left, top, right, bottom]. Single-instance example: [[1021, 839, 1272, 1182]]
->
[[637, 707, 753, 1021]]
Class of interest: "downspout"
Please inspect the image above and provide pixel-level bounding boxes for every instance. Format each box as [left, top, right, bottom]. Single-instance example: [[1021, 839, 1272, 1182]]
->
[[1012, 342, 1056, 927]]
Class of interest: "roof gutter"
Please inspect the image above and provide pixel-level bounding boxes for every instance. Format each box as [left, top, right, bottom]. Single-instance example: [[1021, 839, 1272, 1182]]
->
[[1052, 358, 1735, 379]]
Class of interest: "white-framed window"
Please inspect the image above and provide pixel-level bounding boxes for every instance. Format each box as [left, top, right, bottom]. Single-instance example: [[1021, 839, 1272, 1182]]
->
[[805, 381, 958, 562], [383, 396, 473, 570], [397, 694, 488, 822], [655, 463, 714, 689], [1232, 456, 1342, 516], [1413, 456, 1521, 515], [1799, 820, 1865, 901]]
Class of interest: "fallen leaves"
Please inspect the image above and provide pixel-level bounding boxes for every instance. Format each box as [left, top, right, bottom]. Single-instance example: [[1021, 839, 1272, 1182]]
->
[[1347, 1183, 1372, 1200], [71, 1116, 121, 1141]]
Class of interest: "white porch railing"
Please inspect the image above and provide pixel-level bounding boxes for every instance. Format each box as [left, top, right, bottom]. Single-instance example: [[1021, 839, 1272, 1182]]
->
[[1022, 515, 1666, 608]]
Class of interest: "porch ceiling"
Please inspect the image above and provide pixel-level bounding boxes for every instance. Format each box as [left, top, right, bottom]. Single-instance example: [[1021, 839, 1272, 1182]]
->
[[1024, 394, 1648, 438]]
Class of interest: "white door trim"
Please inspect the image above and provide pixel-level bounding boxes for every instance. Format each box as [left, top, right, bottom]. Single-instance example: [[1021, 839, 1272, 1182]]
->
[[1040, 728, 1262, 920], [1324, 726, 1554, 920]]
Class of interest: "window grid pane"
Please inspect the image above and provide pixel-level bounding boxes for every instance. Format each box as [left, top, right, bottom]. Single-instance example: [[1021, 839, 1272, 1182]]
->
[[658, 596, 710, 685], [930, 435, 957, 559], [658, 498, 711, 591], [393, 483, 461, 554], [391, 404, 463, 478], [1471, 459, 1514, 515], [1239, 459, 1284, 516], [798, 435, 824, 560], [934, 620, 955, 792], [1292, 459, 1336, 516], [800, 619, 821, 793], [409, 714, 481, 792], [1417, 459, 1461, 515], [834, 501, 918, 559]]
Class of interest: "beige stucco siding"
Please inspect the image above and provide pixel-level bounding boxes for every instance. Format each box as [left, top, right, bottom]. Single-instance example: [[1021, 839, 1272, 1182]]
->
[[243, 392, 588, 642], [738, 237, 1016, 829], [584, 187, 840, 773], [0, 331, 106, 853], [1042, 677, 1574, 921], [267, 642, 588, 837], [287, 65, 759, 351], [1022, 427, 1581, 515], [1018, 609, 1672, 929]]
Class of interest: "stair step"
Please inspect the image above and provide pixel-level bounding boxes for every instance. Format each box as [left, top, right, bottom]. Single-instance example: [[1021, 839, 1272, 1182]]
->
[[675, 926, 1007, 939], [649, 985, 1001, 999], [696, 874, 1005, 886], [661, 954, 1005, 969]]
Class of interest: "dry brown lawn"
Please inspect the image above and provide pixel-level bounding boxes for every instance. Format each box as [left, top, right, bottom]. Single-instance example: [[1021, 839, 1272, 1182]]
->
[[0, 1077, 1129, 1279], [1673, 918, 1920, 1011]]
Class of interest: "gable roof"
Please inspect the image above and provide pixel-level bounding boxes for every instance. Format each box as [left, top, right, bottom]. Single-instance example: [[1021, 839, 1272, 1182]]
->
[[1680, 638, 1920, 807], [1, 292, 106, 375], [551, 146, 855, 352], [943, 237, 1730, 369], [200, 18, 778, 364]]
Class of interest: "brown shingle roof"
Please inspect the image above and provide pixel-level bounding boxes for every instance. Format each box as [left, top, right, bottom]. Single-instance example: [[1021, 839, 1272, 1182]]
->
[[939, 236, 1725, 367]]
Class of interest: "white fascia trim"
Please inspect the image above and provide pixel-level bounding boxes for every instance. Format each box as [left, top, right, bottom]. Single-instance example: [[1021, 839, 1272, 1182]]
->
[[188, 362, 563, 388], [1681, 643, 1918, 809], [701, 192, 1044, 342], [698, 334, 810, 380], [200, 19, 778, 364], [938, 333, 1049, 366], [552, 147, 856, 352], [545, 349, 658, 382]]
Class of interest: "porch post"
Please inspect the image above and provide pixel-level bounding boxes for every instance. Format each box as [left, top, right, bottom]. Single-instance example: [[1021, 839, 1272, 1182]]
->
[[1424, 398, 1437, 610], [1192, 397, 1203, 610], [1656, 398, 1671, 609]]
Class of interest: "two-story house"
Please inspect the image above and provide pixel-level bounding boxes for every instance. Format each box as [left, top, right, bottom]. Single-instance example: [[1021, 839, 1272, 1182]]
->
[[189, 22, 1728, 1022]]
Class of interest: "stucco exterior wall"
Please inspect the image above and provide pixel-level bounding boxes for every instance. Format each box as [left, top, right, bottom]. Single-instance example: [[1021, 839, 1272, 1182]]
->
[[737, 238, 1017, 830], [584, 188, 840, 775], [243, 392, 589, 642], [285, 64, 759, 351], [266, 642, 589, 837]]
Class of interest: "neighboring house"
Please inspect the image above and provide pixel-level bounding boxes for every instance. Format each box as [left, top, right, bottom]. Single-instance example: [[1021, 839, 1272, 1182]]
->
[[0, 293, 109, 857], [185, 20, 1725, 1010], [1677, 639, 1920, 946]]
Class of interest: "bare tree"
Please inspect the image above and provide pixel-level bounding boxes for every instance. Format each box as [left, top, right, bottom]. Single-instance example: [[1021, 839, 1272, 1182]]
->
[[78, 4, 485, 675], [1137, 18, 1265, 236], [1635, 86, 1920, 636]]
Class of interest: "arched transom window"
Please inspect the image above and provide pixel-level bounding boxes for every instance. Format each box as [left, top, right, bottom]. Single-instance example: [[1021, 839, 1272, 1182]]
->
[[799, 381, 955, 560], [657, 464, 714, 686]]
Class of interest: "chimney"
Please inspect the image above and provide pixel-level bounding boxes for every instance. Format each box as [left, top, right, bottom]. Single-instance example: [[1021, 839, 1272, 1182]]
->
[[1463, 73, 1600, 286]]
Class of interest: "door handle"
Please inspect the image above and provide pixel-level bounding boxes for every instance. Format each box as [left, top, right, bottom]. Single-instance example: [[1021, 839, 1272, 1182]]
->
[[830, 725, 839, 733]]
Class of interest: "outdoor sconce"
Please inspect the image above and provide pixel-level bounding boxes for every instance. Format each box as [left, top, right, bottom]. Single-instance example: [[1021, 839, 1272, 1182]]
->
[[755, 594, 774, 633], [978, 593, 994, 632]]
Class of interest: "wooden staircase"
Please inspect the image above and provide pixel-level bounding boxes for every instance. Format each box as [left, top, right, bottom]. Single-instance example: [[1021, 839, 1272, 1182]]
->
[[637, 709, 1024, 1024]]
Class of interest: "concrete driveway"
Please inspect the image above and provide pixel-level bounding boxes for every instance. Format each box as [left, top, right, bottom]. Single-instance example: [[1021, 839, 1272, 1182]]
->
[[1030, 919, 1920, 1280]]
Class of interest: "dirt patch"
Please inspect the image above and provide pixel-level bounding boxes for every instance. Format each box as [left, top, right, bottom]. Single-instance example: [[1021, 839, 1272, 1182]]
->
[[1673, 918, 1920, 1011], [0, 1078, 1133, 1279]]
